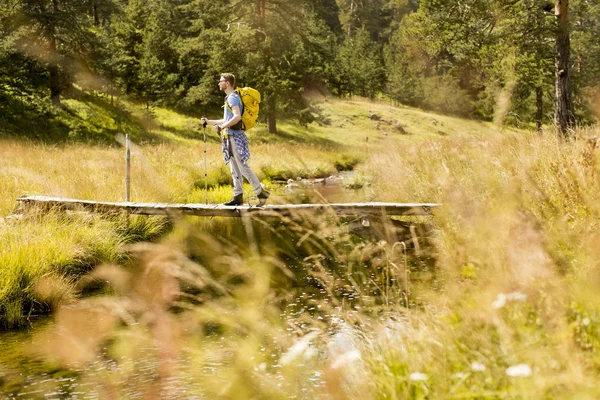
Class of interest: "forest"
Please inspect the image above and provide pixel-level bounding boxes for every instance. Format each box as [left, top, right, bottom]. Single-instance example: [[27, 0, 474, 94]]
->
[[2, 0, 600, 136]]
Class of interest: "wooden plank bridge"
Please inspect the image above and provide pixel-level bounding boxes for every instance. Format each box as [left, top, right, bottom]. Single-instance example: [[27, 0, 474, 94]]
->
[[15, 196, 439, 218]]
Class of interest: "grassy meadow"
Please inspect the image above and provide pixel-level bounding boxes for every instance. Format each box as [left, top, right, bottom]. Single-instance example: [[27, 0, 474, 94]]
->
[[2, 93, 600, 398]]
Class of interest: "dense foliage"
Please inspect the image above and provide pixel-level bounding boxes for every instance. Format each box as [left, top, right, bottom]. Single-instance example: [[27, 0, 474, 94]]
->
[[1, 0, 600, 133]]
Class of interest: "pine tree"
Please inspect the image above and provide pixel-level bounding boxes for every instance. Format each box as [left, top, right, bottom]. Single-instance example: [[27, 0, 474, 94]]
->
[[6, 0, 98, 107], [554, 0, 576, 136], [335, 27, 384, 98], [102, 0, 180, 106], [570, 0, 600, 125], [179, 0, 333, 133]]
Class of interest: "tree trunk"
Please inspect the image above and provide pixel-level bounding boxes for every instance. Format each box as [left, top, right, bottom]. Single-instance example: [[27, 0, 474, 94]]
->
[[49, 63, 61, 107], [257, 0, 266, 18], [256, 0, 266, 37], [347, 0, 355, 37], [267, 94, 277, 134], [93, 2, 99, 26], [536, 86, 543, 133], [554, 0, 575, 137], [48, 0, 61, 107]]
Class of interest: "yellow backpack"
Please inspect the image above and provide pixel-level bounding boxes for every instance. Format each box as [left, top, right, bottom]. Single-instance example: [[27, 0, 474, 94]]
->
[[226, 87, 261, 131]]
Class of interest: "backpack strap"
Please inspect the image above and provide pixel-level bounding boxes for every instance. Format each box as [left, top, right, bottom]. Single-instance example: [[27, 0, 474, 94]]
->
[[225, 91, 244, 113], [225, 91, 244, 130]]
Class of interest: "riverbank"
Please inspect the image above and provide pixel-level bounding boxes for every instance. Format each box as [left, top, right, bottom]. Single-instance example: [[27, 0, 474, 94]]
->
[[1, 96, 492, 328], [3, 95, 600, 397]]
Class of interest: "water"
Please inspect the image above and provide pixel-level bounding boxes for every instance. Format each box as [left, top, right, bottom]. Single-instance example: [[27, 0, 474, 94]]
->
[[0, 319, 64, 398], [0, 319, 328, 398], [0, 184, 436, 398]]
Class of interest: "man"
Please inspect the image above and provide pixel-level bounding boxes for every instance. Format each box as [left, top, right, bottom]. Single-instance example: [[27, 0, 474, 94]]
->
[[201, 73, 270, 206]]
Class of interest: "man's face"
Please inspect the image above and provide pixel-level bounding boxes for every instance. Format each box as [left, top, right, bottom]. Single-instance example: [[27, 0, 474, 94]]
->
[[218, 77, 228, 91]]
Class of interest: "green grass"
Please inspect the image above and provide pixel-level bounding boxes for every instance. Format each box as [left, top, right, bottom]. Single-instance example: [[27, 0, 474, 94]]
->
[[3, 91, 600, 398], [2, 94, 395, 329], [0, 212, 170, 328]]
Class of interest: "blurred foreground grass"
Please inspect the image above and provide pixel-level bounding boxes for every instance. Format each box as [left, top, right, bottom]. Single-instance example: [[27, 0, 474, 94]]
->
[[2, 95, 600, 398]]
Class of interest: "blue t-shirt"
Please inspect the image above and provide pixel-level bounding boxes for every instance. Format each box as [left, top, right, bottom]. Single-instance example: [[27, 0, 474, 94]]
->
[[223, 93, 244, 135]]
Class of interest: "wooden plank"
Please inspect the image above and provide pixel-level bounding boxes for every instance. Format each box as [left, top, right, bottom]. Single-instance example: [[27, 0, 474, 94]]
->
[[16, 196, 439, 218]]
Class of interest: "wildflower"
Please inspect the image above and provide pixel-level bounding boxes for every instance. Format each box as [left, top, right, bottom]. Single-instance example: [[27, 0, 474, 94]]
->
[[492, 291, 527, 309], [470, 362, 486, 372], [331, 349, 361, 370], [304, 346, 318, 360], [280, 332, 319, 366], [505, 363, 532, 377], [506, 292, 527, 302], [327, 322, 357, 357], [492, 293, 506, 309], [409, 372, 428, 381]]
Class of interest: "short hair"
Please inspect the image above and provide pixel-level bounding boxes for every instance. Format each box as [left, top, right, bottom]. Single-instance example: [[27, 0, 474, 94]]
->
[[220, 73, 236, 87]]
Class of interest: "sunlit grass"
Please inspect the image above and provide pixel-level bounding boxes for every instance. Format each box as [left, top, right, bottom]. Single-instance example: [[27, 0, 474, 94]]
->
[[3, 94, 600, 398], [0, 96, 384, 330], [0, 141, 363, 215], [0, 213, 117, 327]]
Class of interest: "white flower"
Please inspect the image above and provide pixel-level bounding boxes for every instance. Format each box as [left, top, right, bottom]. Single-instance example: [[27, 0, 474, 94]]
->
[[409, 372, 428, 381], [470, 362, 486, 372], [331, 349, 361, 370], [506, 292, 527, 302], [506, 363, 532, 377], [582, 317, 591, 326], [280, 332, 319, 366], [327, 322, 357, 357], [493, 291, 527, 309], [492, 293, 506, 309], [304, 346, 318, 360]]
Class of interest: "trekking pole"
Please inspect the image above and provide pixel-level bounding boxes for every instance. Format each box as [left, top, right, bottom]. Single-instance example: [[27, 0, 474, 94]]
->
[[202, 117, 208, 204]]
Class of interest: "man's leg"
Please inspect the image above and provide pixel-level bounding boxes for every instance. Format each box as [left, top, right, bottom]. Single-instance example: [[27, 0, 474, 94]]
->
[[229, 141, 245, 196], [230, 138, 262, 195]]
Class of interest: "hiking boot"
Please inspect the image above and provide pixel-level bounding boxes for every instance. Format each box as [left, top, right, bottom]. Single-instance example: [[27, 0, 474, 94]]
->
[[224, 193, 243, 206], [257, 188, 270, 205]]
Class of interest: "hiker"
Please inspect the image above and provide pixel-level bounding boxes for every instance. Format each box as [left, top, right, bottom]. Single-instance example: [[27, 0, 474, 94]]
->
[[201, 73, 270, 206]]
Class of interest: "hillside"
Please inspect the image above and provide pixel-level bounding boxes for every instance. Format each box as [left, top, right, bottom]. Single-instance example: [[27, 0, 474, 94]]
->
[[1, 93, 523, 217], [2, 89, 516, 146]]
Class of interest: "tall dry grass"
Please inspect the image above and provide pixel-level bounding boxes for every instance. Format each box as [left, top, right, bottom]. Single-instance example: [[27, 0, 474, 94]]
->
[[0, 134, 364, 328], [357, 127, 600, 397], [14, 205, 415, 398], [0, 138, 359, 215], [4, 119, 600, 397]]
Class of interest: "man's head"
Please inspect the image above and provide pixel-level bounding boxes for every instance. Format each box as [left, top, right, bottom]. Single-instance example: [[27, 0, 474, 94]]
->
[[219, 73, 236, 91]]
